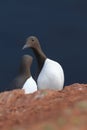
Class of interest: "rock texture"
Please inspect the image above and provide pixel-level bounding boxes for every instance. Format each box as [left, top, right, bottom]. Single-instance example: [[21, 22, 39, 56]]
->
[[0, 83, 87, 130]]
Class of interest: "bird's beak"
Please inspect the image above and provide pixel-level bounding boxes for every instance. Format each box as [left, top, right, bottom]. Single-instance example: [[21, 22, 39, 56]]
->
[[22, 44, 29, 50]]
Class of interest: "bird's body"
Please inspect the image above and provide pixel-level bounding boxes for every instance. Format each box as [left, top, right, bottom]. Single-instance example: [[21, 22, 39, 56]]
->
[[10, 55, 37, 94], [10, 74, 28, 90], [37, 58, 64, 90], [22, 76, 37, 94], [23, 36, 64, 90]]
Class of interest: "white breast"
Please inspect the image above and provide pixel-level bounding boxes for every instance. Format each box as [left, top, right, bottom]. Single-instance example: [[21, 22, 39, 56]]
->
[[37, 58, 64, 90], [22, 76, 37, 94]]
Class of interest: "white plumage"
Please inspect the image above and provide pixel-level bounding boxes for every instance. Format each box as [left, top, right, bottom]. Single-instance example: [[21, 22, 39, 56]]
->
[[22, 76, 37, 94], [37, 58, 64, 90]]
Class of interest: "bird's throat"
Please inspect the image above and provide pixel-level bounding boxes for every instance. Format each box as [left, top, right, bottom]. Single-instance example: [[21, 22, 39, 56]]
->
[[32, 47, 46, 73]]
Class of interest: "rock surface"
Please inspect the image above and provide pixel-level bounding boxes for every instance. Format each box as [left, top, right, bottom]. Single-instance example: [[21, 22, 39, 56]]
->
[[0, 83, 87, 130]]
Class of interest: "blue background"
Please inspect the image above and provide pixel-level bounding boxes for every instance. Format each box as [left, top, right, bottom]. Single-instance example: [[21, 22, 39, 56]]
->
[[0, 0, 87, 91]]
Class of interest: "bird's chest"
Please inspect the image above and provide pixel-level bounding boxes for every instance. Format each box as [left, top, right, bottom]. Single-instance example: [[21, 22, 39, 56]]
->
[[37, 63, 58, 84]]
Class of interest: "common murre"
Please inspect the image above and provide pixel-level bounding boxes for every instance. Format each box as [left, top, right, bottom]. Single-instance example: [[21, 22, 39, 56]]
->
[[10, 54, 37, 94]]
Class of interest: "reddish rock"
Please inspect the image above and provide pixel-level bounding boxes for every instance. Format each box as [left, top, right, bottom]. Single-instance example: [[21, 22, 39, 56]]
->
[[0, 83, 87, 130]]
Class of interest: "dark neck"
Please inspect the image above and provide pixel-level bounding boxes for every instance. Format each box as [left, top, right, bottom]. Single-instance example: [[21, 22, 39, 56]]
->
[[32, 47, 46, 73], [19, 65, 31, 77]]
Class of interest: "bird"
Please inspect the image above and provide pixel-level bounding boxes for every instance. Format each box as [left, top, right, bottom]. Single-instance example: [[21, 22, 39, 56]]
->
[[10, 54, 37, 94], [22, 36, 64, 90]]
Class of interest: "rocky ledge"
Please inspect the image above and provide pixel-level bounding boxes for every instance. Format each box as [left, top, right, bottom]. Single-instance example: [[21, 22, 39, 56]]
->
[[0, 83, 87, 130]]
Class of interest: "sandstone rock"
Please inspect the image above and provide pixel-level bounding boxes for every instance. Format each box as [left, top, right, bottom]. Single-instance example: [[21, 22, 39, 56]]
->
[[0, 83, 87, 130]]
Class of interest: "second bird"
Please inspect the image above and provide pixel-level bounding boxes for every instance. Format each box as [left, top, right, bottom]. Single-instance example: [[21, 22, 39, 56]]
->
[[10, 55, 37, 94]]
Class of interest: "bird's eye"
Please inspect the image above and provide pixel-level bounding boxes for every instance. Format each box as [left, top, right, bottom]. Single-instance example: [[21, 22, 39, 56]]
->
[[31, 39, 34, 41]]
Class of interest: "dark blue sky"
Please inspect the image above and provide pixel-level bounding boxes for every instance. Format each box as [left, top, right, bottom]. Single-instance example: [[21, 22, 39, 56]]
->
[[0, 0, 87, 91]]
